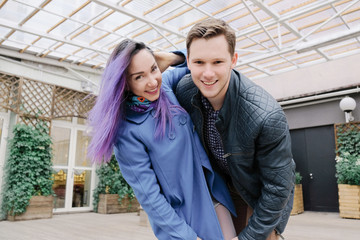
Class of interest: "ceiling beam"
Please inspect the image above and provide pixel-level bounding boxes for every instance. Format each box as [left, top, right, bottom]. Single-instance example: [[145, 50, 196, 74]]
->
[[0, 47, 102, 74], [293, 0, 360, 45], [92, 0, 185, 38], [236, 0, 342, 38], [243, 0, 280, 50], [0, 19, 109, 55], [249, 0, 302, 39], [236, 26, 360, 67], [296, 27, 360, 53]]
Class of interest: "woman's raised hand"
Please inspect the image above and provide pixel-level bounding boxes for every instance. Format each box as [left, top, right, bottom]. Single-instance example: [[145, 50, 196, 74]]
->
[[154, 51, 185, 73]]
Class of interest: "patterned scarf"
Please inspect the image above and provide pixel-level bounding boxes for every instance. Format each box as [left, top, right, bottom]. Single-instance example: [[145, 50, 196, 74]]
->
[[126, 95, 157, 113]]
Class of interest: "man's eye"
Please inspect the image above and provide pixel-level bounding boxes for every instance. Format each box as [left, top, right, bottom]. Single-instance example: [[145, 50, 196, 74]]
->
[[214, 61, 223, 64], [152, 66, 158, 72]]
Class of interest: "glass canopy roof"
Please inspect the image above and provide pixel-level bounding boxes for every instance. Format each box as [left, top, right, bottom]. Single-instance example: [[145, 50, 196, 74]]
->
[[0, 0, 360, 80]]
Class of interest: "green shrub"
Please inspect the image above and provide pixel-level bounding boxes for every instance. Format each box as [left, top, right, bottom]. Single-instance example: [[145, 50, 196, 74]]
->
[[92, 155, 135, 212], [335, 153, 360, 185], [2, 122, 53, 217], [295, 172, 303, 185], [335, 124, 360, 185]]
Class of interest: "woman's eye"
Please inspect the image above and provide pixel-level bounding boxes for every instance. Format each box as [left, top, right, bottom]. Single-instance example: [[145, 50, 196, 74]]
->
[[135, 75, 142, 80], [152, 65, 158, 72]]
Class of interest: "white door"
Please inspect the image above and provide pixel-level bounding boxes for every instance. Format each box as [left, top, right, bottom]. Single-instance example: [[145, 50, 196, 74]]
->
[[0, 111, 10, 203], [51, 118, 96, 213]]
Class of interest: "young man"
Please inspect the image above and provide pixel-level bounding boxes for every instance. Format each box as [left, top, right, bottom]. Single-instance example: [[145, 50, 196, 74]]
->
[[176, 18, 295, 240]]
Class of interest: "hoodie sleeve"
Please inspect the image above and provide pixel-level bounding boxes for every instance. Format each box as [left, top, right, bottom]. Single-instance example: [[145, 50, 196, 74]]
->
[[162, 49, 190, 91]]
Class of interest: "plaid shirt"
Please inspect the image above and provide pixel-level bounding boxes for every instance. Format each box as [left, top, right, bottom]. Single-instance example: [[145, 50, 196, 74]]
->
[[201, 96, 230, 175]]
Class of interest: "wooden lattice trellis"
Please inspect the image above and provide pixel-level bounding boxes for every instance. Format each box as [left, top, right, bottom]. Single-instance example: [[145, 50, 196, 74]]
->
[[0, 73, 20, 111], [54, 88, 95, 119], [334, 121, 360, 153], [0, 71, 96, 128]]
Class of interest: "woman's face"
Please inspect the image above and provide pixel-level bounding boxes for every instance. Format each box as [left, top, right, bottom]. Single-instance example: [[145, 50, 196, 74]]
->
[[127, 49, 162, 102]]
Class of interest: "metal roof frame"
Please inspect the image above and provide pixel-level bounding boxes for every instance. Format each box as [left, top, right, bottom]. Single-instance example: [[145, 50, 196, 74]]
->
[[0, 0, 359, 84]]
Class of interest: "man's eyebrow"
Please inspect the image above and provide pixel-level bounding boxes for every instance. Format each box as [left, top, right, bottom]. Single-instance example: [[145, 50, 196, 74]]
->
[[191, 57, 226, 61]]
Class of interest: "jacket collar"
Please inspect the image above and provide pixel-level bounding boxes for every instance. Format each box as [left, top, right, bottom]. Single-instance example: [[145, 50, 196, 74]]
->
[[191, 70, 240, 129], [125, 107, 154, 124], [218, 70, 240, 122]]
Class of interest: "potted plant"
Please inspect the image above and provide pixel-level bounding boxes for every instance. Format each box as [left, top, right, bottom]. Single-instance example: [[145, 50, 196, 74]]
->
[[291, 172, 304, 215], [2, 122, 54, 221], [335, 123, 360, 219], [93, 155, 139, 214]]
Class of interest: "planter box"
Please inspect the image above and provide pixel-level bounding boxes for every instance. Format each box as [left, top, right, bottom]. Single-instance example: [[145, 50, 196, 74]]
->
[[291, 184, 304, 215], [338, 184, 360, 219], [8, 195, 53, 221], [97, 194, 140, 214]]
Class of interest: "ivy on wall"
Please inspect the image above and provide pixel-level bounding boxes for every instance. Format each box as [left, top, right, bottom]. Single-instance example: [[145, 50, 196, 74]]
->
[[1, 122, 53, 217]]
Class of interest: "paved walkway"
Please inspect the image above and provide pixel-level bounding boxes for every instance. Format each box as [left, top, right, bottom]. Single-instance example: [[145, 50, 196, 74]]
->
[[0, 211, 359, 240]]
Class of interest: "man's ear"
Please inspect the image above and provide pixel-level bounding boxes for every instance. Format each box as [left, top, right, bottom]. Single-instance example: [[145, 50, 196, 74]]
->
[[231, 52, 238, 69]]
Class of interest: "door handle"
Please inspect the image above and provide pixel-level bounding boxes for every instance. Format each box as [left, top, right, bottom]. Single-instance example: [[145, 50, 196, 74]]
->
[[309, 173, 313, 179]]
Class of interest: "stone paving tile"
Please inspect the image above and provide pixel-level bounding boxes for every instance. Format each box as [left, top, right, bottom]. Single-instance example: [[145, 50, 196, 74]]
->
[[0, 211, 359, 240]]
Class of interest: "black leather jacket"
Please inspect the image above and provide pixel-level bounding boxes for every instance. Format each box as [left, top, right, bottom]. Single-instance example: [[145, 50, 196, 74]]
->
[[176, 70, 295, 240]]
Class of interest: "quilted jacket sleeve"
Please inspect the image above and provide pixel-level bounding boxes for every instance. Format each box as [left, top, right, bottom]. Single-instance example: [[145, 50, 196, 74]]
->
[[114, 129, 198, 240], [239, 110, 295, 240]]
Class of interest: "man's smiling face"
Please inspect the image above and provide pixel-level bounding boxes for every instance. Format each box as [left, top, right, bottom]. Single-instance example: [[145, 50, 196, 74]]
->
[[187, 34, 238, 110]]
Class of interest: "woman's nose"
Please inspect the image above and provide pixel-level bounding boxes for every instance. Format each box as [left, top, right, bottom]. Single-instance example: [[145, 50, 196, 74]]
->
[[147, 76, 158, 87]]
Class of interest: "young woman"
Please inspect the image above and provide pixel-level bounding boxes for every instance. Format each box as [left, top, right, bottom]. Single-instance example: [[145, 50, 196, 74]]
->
[[87, 39, 236, 240]]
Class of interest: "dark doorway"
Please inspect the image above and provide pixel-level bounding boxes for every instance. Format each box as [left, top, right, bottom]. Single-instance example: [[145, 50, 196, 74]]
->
[[290, 125, 338, 212]]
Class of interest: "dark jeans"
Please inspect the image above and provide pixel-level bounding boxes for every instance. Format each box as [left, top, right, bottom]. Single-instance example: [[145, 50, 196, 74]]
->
[[228, 183, 253, 235], [228, 184, 280, 240]]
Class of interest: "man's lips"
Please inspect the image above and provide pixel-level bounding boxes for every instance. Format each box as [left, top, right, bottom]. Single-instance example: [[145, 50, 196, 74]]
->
[[201, 80, 218, 86]]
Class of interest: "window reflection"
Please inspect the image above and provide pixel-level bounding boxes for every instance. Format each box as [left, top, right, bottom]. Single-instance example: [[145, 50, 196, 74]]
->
[[75, 130, 91, 167], [51, 127, 70, 165], [72, 170, 91, 207], [52, 169, 67, 209]]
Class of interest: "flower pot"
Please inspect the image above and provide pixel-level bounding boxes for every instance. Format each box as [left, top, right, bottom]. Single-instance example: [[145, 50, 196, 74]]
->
[[338, 184, 360, 219], [291, 184, 304, 215], [97, 194, 139, 214], [7, 195, 54, 221]]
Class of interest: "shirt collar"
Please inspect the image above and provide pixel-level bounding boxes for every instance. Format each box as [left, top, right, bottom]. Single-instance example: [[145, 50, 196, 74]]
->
[[201, 95, 219, 114]]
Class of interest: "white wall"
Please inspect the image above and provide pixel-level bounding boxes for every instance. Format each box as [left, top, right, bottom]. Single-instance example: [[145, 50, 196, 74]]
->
[[253, 53, 360, 100], [0, 57, 101, 93], [283, 94, 360, 130]]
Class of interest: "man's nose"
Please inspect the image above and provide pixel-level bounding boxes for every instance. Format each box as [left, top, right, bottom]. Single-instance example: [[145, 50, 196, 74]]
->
[[203, 64, 215, 78]]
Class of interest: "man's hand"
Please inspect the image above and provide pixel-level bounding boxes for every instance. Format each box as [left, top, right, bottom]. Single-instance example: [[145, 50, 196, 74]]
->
[[154, 51, 185, 73], [267, 230, 280, 240], [231, 230, 279, 240]]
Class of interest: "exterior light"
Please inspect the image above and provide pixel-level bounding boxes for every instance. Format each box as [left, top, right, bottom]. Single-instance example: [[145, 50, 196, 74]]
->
[[81, 81, 93, 93], [339, 96, 356, 123]]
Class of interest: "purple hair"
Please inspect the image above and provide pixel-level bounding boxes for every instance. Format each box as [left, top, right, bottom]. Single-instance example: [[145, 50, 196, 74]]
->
[[87, 39, 182, 164]]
